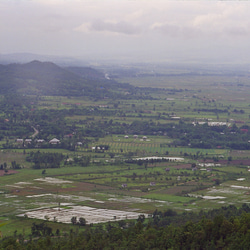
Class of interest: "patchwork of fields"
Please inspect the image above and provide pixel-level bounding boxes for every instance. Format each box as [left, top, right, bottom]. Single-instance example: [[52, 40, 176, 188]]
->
[[1, 69, 250, 239], [1, 156, 250, 230]]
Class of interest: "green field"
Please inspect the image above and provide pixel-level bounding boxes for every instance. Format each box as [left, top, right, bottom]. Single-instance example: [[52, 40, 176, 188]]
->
[[1, 68, 250, 239]]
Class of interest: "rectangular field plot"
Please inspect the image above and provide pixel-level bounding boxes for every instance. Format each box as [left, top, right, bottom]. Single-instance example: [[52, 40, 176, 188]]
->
[[18, 206, 147, 224], [99, 140, 226, 156]]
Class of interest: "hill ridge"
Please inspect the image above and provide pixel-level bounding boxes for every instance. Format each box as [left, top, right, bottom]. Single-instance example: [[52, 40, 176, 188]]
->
[[0, 60, 125, 98]]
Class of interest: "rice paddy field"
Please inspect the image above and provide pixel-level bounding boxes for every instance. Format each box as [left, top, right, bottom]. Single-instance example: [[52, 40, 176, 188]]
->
[[95, 135, 227, 156], [1, 149, 250, 237], [1, 71, 250, 238]]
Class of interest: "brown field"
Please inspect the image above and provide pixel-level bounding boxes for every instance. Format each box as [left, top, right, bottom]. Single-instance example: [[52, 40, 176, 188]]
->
[[172, 164, 192, 169], [199, 159, 250, 165], [6, 181, 115, 197], [0, 170, 19, 176]]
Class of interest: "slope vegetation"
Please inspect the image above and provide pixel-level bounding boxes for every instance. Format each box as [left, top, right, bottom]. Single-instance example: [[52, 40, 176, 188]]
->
[[0, 61, 131, 97]]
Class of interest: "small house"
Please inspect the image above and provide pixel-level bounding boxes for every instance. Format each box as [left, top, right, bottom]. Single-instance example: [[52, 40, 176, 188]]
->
[[37, 139, 45, 143], [25, 139, 32, 144], [64, 134, 73, 138], [49, 138, 60, 144]]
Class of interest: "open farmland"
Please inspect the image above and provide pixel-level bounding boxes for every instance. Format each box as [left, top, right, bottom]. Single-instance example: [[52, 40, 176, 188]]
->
[[1, 63, 250, 240], [1, 153, 250, 231], [17, 206, 146, 225]]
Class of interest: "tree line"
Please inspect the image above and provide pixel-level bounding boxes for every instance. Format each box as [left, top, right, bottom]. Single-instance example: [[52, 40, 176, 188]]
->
[[26, 151, 65, 169], [2, 204, 250, 249]]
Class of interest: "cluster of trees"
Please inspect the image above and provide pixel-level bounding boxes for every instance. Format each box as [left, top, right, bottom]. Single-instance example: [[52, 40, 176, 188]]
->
[[125, 157, 173, 166], [24, 151, 91, 169], [70, 155, 91, 167], [10, 161, 21, 169], [0, 161, 20, 171], [2, 204, 250, 249], [0, 121, 32, 138], [124, 121, 250, 150], [31, 222, 53, 237], [0, 162, 7, 170], [2, 91, 249, 151], [26, 151, 65, 169], [71, 216, 86, 226], [178, 123, 250, 150], [78, 119, 250, 150]]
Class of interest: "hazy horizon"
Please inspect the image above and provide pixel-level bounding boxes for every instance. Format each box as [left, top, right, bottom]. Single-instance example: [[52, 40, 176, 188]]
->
[[1, 1, 250, 64]]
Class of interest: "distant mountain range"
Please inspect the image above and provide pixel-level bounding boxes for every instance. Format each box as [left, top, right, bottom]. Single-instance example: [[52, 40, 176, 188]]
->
[[0, 60, 132, 97], [0, 53, 87, 66]]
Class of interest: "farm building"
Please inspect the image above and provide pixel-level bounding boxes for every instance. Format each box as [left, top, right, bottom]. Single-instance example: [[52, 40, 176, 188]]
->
[[25, 139, 32, 144], [37, 139, 45, 143], [64, 134, 73, 138], [49, 138, 60, 144]]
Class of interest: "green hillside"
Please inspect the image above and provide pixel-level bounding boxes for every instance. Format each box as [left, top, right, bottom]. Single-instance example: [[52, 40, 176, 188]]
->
[[0, 61, 133, 98]]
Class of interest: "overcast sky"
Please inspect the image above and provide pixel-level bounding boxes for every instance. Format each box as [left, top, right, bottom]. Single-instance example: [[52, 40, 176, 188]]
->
[[1, 0, 250, 63]]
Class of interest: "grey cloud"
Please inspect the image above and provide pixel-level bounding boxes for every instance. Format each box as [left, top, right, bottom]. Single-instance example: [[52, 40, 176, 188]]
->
[[224, 26, 250, 37], [2, 0, 250, 63], [151, 23, 201, 38], [151, 21, 250, 39], [90, 20, 142, 35]]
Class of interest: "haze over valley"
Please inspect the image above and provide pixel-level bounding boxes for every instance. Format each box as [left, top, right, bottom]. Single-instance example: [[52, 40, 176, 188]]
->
[[1, 1, 250, 249]]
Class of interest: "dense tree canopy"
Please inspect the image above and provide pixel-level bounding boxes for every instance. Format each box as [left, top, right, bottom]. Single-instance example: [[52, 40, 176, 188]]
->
[[2, 204, 250, 249]]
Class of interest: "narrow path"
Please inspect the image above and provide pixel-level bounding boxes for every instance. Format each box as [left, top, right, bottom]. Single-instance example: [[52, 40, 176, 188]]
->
[[31, 126, 39, 138]]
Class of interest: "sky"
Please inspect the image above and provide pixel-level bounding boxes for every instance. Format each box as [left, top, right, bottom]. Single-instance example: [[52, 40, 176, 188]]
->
[[1, 0, 250, 63]]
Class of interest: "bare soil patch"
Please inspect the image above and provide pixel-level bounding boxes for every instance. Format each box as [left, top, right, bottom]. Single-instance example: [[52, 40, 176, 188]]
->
[[221, 159, 250, 165], [34, 177, 73, 184], [172, 164, 192, 170], [0, 170, 18, 176], [199, 159, 250, 165], [163, 186, 194, 195], [10, 187, 46, 197], [8, 181, 115, 198], [57, 182, 115, 193]]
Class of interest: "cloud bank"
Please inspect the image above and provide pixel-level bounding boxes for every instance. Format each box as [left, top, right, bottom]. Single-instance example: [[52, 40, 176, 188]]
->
[[1, 0, 250, 63]]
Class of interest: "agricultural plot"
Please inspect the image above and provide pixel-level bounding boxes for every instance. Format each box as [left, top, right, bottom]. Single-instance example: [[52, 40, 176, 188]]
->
[[97, 137, 227, 156], [2, 153, 249, 216], [187, 180, 250, 209], [18, 206, 147, 224], [1, 66, 250, 242]]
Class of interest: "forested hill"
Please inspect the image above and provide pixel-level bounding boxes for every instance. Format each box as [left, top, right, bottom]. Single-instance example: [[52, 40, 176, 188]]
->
[[66, 66, 106, 80], [0, 61, 133, 98]]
